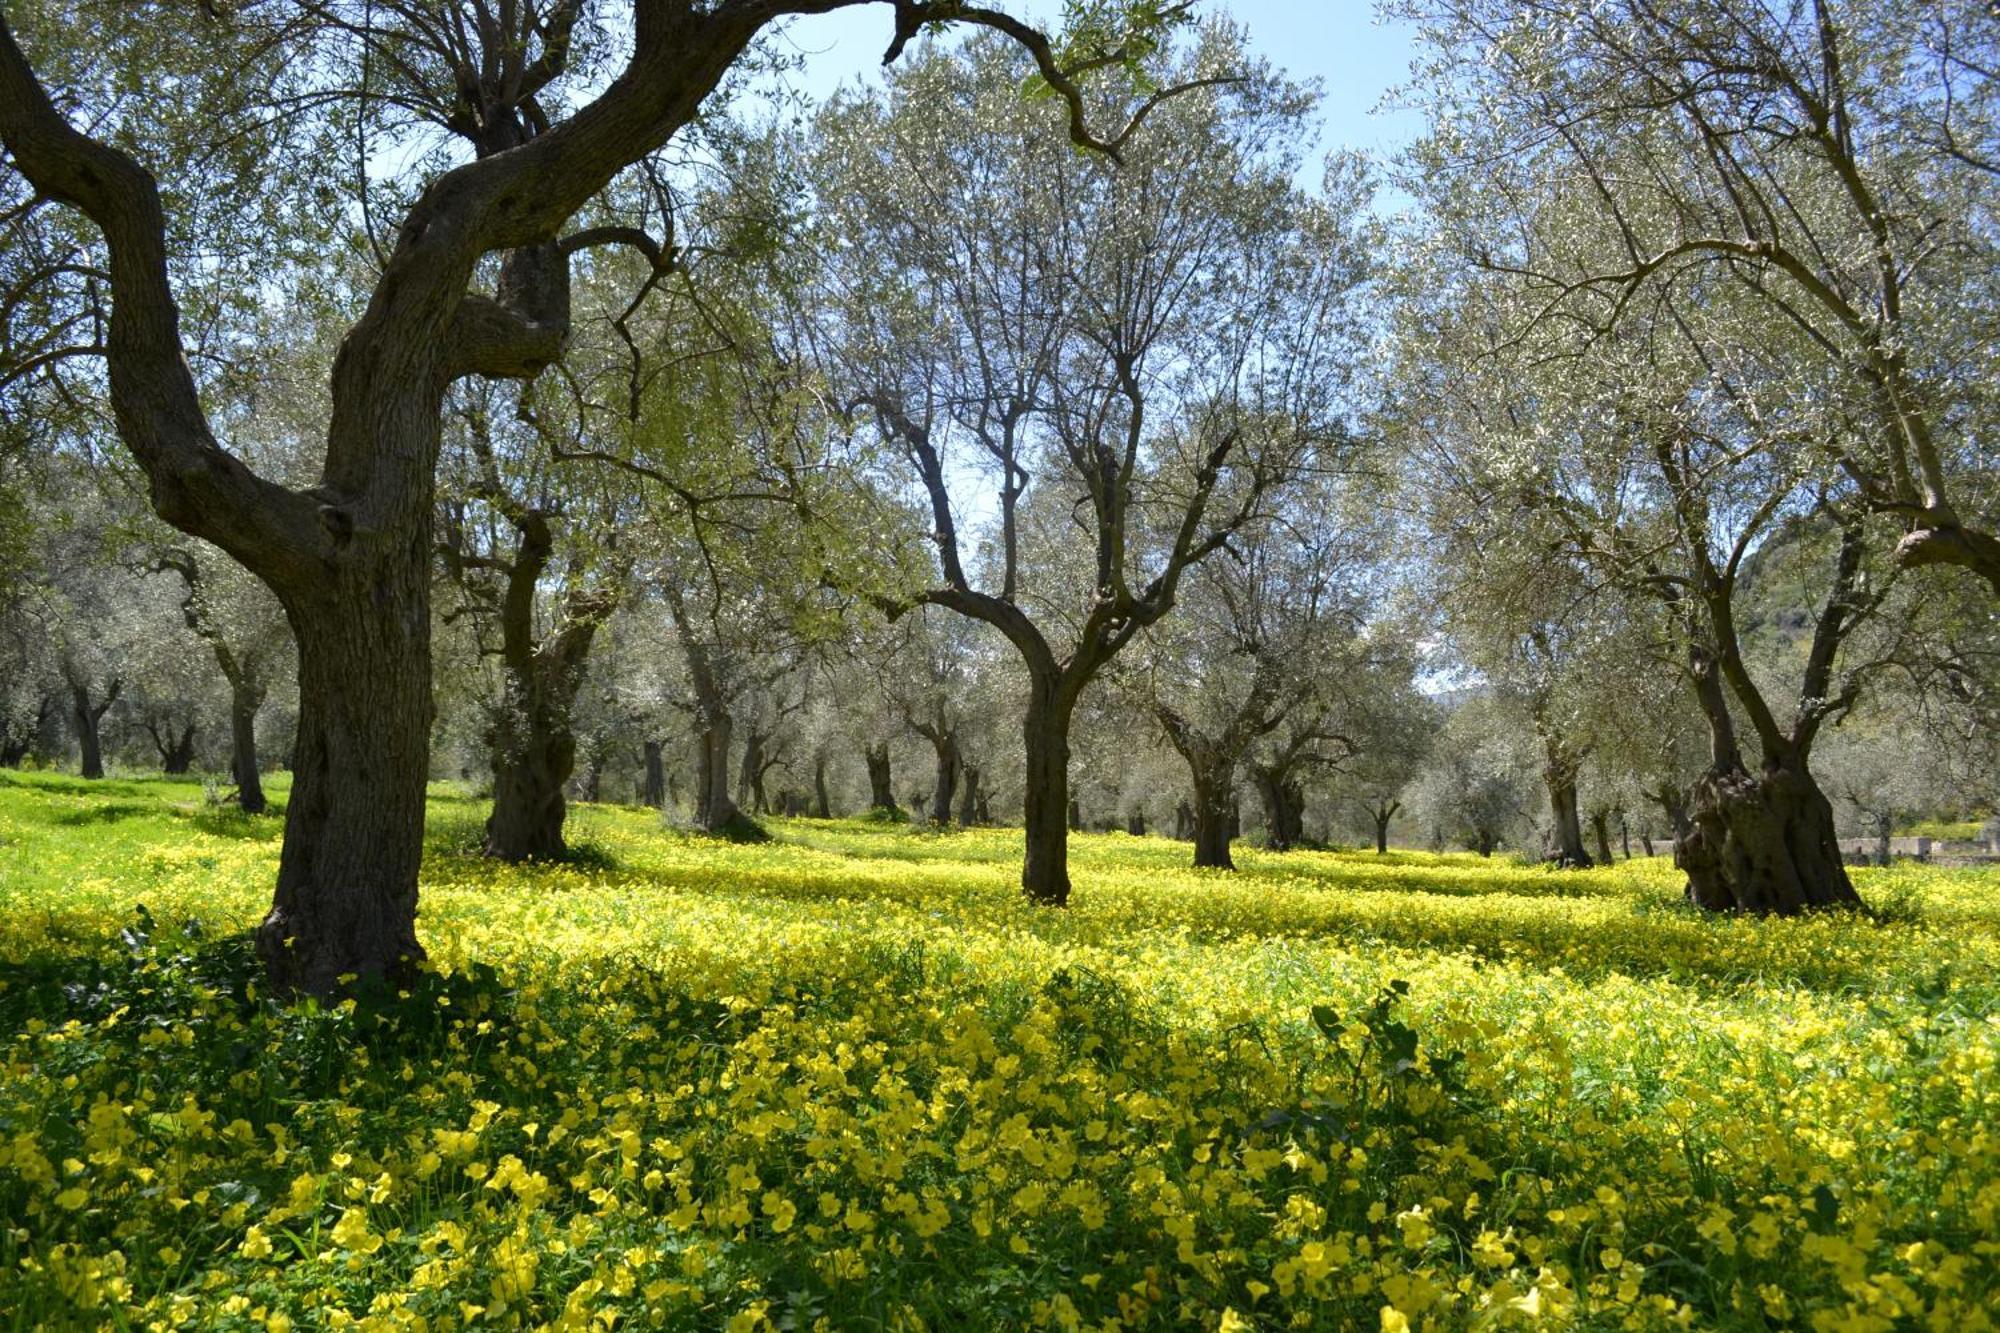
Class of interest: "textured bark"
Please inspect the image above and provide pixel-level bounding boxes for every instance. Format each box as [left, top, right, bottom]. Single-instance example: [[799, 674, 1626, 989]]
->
[[1250, 764, 1305, 851], [485, 729, 574, 861], [257, 584, 430, 995], [1190, 766, 1235, 870], [470, 509, 612, 864], [1590, 809, 1614, 866], [694, 712, 739, 833], [1678, 759, 1861, 912], [864, 741, 898, 814]]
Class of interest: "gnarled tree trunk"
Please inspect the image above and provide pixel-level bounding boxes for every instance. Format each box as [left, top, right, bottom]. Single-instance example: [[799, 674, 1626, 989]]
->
[[1590, 809, 1614, 866], [694, 709, 739, 833], [864, 741, 897, 814], [1678, 758, 1860, 912], [1250, 763, 1305, 852], [1540, 734, 1593, 868]]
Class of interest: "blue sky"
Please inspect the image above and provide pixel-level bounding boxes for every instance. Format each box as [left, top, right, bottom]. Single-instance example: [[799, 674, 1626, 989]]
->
[[758, 1, 1425, 165]]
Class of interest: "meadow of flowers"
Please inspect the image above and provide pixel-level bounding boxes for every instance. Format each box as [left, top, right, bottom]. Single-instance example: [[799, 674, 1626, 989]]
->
[[0, 769, 1995, 1331]]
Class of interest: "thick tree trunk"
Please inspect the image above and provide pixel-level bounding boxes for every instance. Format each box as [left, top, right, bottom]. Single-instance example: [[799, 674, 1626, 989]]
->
[[1590, 810, 1613, 866], [1190, 765, 1235, 870], [694, 711, 740, 833], [1173, 799, 1194, 841], [1475, 827, 1495, 857], [1375, 814, 1391, 855], [641, 740, 665, 808], [483, 719, 574, 861], [1542, 755, 1593, 868], [256, 596, 429, 996], [229, 683, 267, 814], [864, 741, 897, 814], [1251, 765, 1305, 851], [1126, 809, 1145, 836], [68, 680, 116, 780], [1021, 676, 1075, 906], [956, 762, 979, 827], [1641, 833, 1656, 858], [1872, 811, 1892, 867], [1677, 758, 1862, 913], [929, 731, 959, 828], [814, 754, 832, 818]]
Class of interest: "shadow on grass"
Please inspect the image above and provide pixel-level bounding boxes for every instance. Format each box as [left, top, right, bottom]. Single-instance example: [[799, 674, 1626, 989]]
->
[[187, 804, 287, 841]]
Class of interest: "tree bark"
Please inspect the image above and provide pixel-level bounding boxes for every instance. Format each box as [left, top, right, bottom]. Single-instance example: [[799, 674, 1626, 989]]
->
[[485, 724, 574, 861], [149, 720, 197, 775], [956, 761, 980, 827], [1250, 764, 1305, 851], [1190, 764, 1235, 870], [1678, 756, 1862, 912], [928, 731, 959, 828], [737, 727, 767, 815], [641, 739, 665, 808], [67, 678, 118, 780], [864, 741, 898, 814], [1022, 674, 1075, 905], [1590, 809, 1614, 866], [256, 590, 429, 995], [814, 753, 832, 818], [1372, 799, 1400, 855], [1540, 735, 1593, 868], [229, 681, 268, 814], [695, 710, 740, 833]]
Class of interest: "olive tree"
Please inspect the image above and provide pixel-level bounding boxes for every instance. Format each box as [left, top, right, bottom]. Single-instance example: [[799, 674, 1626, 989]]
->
[[0, 0, 1185, 991], [812, 27, 1369, 903]]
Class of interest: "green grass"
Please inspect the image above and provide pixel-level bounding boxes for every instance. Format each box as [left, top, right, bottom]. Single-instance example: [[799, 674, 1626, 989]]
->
[[1896, 817, 1991, 842], [0, 769, 1995, 1330]]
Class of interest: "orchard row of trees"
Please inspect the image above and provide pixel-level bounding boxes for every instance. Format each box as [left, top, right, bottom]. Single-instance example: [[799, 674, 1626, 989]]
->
[[1, 0, 1994, 992]]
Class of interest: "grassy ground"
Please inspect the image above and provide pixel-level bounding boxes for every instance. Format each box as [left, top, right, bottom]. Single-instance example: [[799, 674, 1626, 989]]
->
[[0, 770, 1995, 1331]]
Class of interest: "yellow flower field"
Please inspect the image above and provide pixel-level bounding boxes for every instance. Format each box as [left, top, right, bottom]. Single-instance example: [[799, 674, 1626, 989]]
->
[[1, 770, 1995, 1331]]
